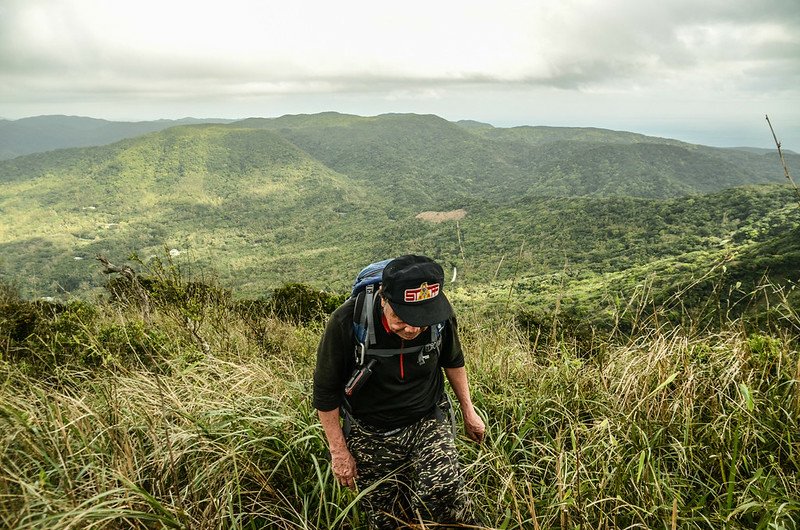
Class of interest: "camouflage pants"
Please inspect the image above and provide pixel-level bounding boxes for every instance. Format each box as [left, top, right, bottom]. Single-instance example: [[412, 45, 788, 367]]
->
[[346, 411, 470, 529]]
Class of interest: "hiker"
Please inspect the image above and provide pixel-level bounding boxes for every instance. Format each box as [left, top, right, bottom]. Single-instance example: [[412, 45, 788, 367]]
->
[[313, 254, 486, 528]]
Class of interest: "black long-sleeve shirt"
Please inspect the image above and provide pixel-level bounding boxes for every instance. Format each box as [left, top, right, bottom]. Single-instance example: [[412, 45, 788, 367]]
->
[[313, 295, 464, 430]]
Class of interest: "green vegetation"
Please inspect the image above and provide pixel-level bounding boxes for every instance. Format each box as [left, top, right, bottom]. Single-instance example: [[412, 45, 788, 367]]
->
[[1, 113, 798, 305], [1, 264, 798, 529], [242, 113, 794, 200], [1, 112, 799, 526]]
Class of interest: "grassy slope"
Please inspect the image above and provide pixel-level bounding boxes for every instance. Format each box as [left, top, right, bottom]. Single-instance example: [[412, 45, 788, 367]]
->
[[459, 215, 800, 332], [1, 270, 798, 529]]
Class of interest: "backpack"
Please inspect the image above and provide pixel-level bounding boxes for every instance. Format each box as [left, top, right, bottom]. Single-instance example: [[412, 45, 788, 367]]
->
[[344, 259, 444, 396]]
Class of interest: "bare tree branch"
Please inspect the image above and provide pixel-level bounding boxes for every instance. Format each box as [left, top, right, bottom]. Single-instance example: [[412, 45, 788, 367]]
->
[[96, 254, 150, 315], [96, 255, 137, 280], [766, 114, 800, 207]]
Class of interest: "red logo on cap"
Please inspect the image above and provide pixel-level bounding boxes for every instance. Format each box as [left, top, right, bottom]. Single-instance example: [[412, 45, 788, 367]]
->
[[404, 282, 440, 302]]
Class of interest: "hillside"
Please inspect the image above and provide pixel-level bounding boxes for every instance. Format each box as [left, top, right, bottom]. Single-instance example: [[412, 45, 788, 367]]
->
[[239, 113, 793, 200], [0, 125, 385, 295], [2, 117, 797, 530], [467, 124, 791, 197], [236, 113, 520, 206], [379, 185, 800, 322], [0, 115, 234, 160], [3, 250, 797, 530], [4, 113, 793, 200], [0, 113, 797, 306]]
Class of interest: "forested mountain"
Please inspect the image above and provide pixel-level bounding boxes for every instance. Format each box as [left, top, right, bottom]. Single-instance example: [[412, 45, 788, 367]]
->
[[237, 112, 793, 200], [0, 115, 234, 160], [0, 113, 797, 311]]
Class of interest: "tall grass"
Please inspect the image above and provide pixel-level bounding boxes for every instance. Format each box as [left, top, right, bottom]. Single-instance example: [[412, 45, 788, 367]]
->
[[1, 276, 798, 529]]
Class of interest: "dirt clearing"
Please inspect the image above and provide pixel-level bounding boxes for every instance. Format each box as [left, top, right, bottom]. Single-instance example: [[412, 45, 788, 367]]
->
[[415, 209, 467, 223]]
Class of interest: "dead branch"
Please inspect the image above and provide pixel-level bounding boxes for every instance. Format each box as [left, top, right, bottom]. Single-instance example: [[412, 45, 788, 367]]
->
[[96, 254, 150, 315], [96, 255, 137, 280], [765, 114, 800, 207]]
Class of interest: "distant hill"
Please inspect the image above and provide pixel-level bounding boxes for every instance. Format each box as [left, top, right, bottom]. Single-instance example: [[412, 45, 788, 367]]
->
[[0, 115, 234, 160], [235, 113, 794, 201], [0, 113, 797, 303], [235, 113, 522, 205], [3, 113, 793, 200], [455, 119, 495, 130], [472, 124, 676, 146]]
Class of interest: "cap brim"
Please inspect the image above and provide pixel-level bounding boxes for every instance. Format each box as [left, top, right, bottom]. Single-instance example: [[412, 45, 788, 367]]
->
[[389, 292, 453, 327]]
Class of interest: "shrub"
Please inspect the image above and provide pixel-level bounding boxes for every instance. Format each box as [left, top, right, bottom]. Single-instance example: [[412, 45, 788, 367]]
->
[[0, 291, 100, 376], [269, 282, 346, 323]]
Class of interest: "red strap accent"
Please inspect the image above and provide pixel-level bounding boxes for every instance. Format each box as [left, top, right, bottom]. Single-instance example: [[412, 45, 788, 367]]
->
[[382, 312, 405, 379]]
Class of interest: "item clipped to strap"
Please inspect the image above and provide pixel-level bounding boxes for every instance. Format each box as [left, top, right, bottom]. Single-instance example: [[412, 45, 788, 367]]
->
[[344, 358, 377, 397]]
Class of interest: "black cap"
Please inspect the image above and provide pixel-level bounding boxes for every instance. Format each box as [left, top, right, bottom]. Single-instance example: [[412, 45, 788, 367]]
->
[[381, 255, 453, 327]]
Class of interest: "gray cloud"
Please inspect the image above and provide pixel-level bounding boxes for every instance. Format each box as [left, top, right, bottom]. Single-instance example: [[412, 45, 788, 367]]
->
[[1, 0, 798, 147]]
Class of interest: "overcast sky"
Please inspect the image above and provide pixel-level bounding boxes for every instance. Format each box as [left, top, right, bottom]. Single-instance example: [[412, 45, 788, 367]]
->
[[1, 0, 798, 148]]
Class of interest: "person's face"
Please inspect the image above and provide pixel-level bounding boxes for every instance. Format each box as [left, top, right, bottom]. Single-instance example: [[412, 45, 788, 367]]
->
[[381, 297, 427, 340]]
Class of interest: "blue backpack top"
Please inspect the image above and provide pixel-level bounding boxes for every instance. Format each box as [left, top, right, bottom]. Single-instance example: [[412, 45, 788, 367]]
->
[[350, 258, 394, 298]]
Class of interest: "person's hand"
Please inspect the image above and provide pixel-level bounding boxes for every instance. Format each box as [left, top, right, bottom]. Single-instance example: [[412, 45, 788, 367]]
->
[[331, 446, 358, 488], [463, 408, 486, 444]]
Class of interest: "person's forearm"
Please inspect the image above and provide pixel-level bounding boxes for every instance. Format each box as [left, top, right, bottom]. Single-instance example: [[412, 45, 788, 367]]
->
[[445, 366, 486, 443], [318, 408, 347, 452], [445, 366, 475, 410], [318, 407, 359, 487]]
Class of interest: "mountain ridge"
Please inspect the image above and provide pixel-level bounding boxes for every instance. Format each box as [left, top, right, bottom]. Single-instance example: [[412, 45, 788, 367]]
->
[[0, 113, 797, 305], [227, 113, 793, 201], [0, 115, 235, 160]]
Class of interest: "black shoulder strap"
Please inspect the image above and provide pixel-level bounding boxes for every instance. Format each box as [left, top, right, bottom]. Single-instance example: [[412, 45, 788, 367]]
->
[[352, 284, 379, 366], [364, 284, 377, 346]]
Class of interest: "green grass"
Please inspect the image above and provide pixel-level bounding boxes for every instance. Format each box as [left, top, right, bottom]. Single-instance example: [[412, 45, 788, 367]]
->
[[1, 270, 798, 529]]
